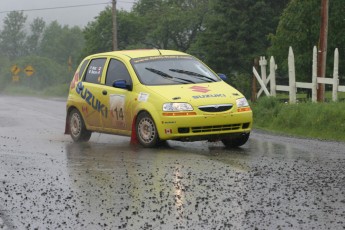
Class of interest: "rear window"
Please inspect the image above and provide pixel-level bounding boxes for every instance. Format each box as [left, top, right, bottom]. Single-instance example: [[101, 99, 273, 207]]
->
[[84, 58, 106, 84]]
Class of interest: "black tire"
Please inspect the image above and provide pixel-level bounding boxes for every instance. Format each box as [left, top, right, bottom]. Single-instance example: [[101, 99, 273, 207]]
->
[[221, 133, 250, 148], [136, 112, 159, 148], [69, 109, 92, 142]]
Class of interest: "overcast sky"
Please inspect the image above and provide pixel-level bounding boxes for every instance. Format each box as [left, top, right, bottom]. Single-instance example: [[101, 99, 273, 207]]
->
[[0, 0, 137, 29]]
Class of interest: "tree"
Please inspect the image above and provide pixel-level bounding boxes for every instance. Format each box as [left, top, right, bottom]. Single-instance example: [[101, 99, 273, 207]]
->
[[83, 7, 113, 55], [269, 0, 320, 81], [192, 0, 289, 74], [0, 11, 27, 60], [83, 7, 144, 55], [269, 0, 345, 82], [132, 0, 209, 51], [189, 0, 289, 97], [40, 21, 85, 67], [83, 0, 210, 54], [117, 10, 147, 49], [26, 18, 46, 55]]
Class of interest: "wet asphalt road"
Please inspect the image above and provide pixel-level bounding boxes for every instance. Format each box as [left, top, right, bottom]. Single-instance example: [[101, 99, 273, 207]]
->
[[0, 95, 344, 230]]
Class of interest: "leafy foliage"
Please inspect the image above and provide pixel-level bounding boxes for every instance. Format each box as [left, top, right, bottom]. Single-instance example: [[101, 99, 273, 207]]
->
[[269, 0, 345, 82], [188, 0, 288, 98], [132, 0, 209, 51], [0, 12, 85, 93], [0, 11, 27, 60], [40, 21, 85, 66], [26, 18, 46, 55], [83, 7, 113, 55], [9, 56, 69, 89], [191, 0, 289, 74]]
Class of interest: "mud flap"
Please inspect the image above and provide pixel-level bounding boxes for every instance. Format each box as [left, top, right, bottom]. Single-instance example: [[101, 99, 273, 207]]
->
[[130, 115, 138, 144]]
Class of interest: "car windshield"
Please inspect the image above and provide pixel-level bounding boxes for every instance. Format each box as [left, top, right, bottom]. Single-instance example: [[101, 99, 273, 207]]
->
[[131, 55, 220, 85]]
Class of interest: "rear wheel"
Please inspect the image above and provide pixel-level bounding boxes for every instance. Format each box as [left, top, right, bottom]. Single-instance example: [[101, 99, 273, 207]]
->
[[69, 109, 91, 142], [221, 133, 250, 148], [136, 112, 159, 148]]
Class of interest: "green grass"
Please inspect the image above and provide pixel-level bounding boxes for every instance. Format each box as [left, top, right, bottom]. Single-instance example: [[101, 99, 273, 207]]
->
[[252, 96, 345, 142], [273, 91, 345, 102]]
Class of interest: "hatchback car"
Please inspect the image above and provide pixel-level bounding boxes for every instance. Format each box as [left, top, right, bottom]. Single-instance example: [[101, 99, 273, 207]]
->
[[65, 49, 252, 147]]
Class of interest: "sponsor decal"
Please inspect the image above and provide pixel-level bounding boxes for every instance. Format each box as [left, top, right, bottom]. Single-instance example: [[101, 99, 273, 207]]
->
[[70, 72, 79, 89], [189, 86, 210, 93], [76, 82, 108, 118], [162, 121, 176, 124], [110, 94, 126, 129], [138, 92, 149, 102], [165, 129, 172, 134], [192, 94, 226, 99], [132, 55, 193, 64], [88, 66, 102, 75]]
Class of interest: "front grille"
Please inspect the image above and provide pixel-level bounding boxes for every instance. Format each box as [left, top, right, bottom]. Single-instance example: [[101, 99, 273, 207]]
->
[[191, 124, 241, 133], [198, 104, 233, 113]]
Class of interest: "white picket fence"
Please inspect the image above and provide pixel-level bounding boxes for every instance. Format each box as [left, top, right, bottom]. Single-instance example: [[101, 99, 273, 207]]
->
[[253, 46, 345, 103]]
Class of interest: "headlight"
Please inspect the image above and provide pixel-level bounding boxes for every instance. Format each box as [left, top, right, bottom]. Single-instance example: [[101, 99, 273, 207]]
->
[[163, 103, 193, 112], [236, 97, 249, 108]]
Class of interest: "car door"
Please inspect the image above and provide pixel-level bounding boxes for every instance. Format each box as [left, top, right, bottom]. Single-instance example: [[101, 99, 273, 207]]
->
[[101, 58, 135, 134], [78, 58, 107, 130]]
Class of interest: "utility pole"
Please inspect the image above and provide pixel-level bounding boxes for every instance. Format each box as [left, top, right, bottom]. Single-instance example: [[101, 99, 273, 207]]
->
[[317, 0, 329, 102], [112, 0, 118, 51]]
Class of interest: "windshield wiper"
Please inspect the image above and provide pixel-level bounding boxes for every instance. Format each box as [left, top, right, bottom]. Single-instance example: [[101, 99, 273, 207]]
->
[[169, 69, 217, 82], [145, 67, 195, 84]]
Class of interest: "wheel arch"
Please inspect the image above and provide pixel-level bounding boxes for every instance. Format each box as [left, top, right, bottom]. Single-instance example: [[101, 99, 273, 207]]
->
[[131, 109, 162, 144]]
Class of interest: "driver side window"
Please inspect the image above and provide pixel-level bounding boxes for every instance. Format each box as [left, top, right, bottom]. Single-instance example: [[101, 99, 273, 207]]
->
[[105, 59, 132, 86]]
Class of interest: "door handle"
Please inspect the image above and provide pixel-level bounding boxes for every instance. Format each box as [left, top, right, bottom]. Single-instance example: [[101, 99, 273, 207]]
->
[[102, 90, 107, 95]]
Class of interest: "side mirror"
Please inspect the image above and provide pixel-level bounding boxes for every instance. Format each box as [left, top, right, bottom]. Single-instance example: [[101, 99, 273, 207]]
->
[[113, 80, 132, 91], [218, 73, 227, 81]]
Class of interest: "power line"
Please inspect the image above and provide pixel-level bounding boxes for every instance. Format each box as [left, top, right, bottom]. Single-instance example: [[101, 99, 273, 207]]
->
[[0, 1, 136, 14]]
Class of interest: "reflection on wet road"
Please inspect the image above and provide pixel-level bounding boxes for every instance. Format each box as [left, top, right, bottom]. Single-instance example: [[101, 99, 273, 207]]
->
[[0, 96, 344, 229]]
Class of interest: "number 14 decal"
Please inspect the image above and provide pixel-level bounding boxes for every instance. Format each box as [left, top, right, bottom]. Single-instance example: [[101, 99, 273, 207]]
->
[[113, 107, 124, 120], [110, 94, 126, 129]]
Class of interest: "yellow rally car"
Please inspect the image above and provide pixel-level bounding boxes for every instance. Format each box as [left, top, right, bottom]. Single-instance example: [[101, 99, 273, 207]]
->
[[65, 49, 252, 148]]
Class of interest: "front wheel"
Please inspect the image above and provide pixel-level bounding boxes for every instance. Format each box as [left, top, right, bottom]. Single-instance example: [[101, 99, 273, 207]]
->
[[221, 133, 250, 148], [69, 109, 92, 142], [136, 112, 159, 148]]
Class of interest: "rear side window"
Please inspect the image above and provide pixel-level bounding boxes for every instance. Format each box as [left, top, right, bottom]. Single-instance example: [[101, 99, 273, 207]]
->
[[105, 59, 132, 86], [78, 59, 89, 78], [84, 58, 106, 84]]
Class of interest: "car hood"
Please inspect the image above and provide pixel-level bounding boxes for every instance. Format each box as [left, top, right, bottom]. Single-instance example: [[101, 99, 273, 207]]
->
[[145, 82, 243, 106]]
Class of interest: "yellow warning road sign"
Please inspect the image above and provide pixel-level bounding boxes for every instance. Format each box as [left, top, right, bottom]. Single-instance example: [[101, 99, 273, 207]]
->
[[24, 65, 35, 76], [11, 65, 21, 75]]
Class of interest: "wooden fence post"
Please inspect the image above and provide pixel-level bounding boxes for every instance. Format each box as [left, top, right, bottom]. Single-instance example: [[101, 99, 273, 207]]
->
[[333, 48, 339, 101], [259, 57, 267, 83], [288, 47, 297, 103], [270, 56, 276, 96]]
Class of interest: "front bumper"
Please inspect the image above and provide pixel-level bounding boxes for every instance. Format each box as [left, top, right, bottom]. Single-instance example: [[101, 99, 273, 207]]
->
[[156, 110, 252, 141]]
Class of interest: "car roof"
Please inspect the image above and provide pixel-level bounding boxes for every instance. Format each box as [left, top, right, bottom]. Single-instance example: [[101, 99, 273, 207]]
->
[[86, 49, 189, 60]]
